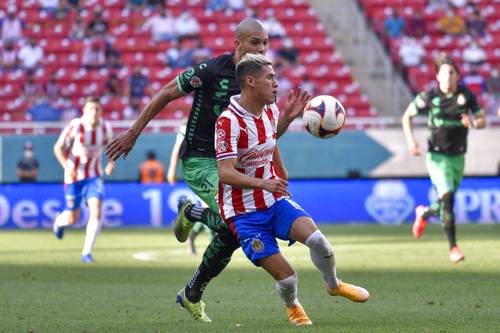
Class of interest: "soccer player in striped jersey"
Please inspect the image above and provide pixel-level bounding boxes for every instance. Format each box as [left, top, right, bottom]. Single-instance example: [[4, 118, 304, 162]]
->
[[106, 18, 306, 322], [52, 96, 115, 263], [403, 53, 486, 263], [215, 54, 369, 326]]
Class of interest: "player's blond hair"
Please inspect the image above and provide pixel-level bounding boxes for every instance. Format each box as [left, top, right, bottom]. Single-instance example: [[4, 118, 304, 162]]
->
[[235, 53, 272, 87]]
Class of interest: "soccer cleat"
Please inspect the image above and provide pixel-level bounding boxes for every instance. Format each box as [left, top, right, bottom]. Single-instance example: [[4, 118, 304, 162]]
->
[[176, 288, 212, 322], [449, 246, 465, 263], [412, 205, 428, 239], [53, 223, 65, 240], [174, 197, 194, 243], [326, 280, 370, 303], [81, 253, 94, 263], [285, 303, 312, 326]]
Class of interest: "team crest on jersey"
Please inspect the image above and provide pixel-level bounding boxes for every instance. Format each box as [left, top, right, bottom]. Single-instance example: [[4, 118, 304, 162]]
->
[[189, 76, 202, 88], [217, 140, 228, 153], [251, 238, 265, 253], [457, 94, 466, 106]]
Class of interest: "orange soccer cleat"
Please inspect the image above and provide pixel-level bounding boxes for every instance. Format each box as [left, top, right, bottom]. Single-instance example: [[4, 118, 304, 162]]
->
[[285, 303, 312, 326], [326, 280, 370, 303]]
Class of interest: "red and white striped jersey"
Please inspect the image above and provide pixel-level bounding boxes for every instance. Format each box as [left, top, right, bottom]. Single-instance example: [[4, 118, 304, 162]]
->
[[215, 95, 285, 220], [57, 117, 113, 184]]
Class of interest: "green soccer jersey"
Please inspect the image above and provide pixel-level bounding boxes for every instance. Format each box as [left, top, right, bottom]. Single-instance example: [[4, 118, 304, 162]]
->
[[409, 85, 484, 155], [176, 53, 241, 159]]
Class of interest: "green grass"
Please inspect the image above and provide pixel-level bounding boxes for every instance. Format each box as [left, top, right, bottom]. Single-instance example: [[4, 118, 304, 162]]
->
[[1, 224, 500, 333]]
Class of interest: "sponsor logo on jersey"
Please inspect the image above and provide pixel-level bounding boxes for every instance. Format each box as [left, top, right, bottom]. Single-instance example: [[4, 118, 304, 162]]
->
[[365, 180, 414, 225], [251, 238, 265, 253]]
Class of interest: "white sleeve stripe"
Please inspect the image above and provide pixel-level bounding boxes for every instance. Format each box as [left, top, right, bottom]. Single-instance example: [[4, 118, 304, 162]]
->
[[217, 154, 237, 161]]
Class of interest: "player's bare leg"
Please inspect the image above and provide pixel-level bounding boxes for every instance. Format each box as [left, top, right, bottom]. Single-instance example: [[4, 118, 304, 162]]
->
[[289, 216, 369, 303]]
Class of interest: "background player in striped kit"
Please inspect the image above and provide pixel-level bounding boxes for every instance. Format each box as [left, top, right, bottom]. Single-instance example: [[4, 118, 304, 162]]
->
[[215, 54, 369, 326], [52, 96, 115, 263]]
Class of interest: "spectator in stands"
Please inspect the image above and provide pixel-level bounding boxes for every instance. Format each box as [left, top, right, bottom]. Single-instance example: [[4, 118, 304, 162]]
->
[[207, 0, 227, 11], [448, 0, 467, 8], [66, 0, 80, 10], [437, 9, 465, 36], [1, 5, 24, 43], [127, 0, 144, 9], [39, 0, 67, 18], [142, 6, 177, 42], [427, 0, 449, 11], [87, 7, 109, 38], [146, 0, 163, 9], [384, 9, 405, 39], [166, 39, 194, 68], [466, 9, 487, 37], [399, 37, 425, 68], [22, 71, 43, 104], [462, 41, 486, 66], [69, 14, 86, 40], [17, 141, 39, 183], [104, 73, 123, 97], [191, 37, 212, 64], [174, 11, 200, 40], [126, 66, 149, 99], [302, 75, 316, 96], [105, 44, 122, 69], [276, 67, 293, 98], [60, 97, 79, 121], [123, 97, 142, 120], [18, 38, 43, 70], [44, 71, 61, 101], [82, 39, 106, 69], [486, 68, 500, 114], [0, 41, 19, 71], [462, 68, 487, 94], [276, 37, 299, 68], [405, 10, 426, 38], [26, 97, 61, 121], [261, 14, 286, 39], [139, 150, 165, 183]]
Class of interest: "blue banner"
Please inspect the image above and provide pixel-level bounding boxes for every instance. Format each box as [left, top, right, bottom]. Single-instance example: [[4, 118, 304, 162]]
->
[[0, 178, 499, 229]]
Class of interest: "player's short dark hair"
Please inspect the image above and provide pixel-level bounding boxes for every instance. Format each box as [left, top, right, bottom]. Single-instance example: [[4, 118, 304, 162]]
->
[[84, 96, 101, 105], [235, 54, 272, 88], [146, 151, 156, 160], [434, 52, 460, 74]]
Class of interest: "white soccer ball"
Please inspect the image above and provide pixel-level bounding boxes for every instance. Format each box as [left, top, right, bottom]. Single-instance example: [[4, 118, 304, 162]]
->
[[302, 95, 346, 139]]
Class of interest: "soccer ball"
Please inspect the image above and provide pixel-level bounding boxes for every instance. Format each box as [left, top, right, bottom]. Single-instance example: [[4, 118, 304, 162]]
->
[[302, 95, 346, 139]]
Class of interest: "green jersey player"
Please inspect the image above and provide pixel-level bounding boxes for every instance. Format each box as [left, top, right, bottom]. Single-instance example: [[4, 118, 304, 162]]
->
[[402, 53, 486, 263]]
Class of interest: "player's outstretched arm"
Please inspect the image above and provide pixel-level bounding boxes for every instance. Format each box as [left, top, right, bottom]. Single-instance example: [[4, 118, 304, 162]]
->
[[402, 105, 421, 156], [106, 79, 185, 161], [218, 158, 290, 196], [277, 88, 310, 138]]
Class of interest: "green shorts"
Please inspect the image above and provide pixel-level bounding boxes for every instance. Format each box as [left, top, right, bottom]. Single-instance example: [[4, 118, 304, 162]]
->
[[426, 152, 465, 196], [181, 157, 219, 214]]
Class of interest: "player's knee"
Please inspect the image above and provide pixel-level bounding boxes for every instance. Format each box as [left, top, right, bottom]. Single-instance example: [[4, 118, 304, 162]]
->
[[67, 210, 80, 224], [305, 230, 333, 257], [441, 192, 455, 226]]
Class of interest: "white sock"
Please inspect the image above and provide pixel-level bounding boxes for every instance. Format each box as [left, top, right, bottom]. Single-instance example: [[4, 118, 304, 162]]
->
[[305, 230, 339, 289], [276, 273, 299, 308], [82, 217, 101, 256], [55, 211, 71, 227]]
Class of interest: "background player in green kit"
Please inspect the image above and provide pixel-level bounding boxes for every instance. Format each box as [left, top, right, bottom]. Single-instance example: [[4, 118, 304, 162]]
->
[[402, 53, 486, 263], [106, 18, 308, 321]]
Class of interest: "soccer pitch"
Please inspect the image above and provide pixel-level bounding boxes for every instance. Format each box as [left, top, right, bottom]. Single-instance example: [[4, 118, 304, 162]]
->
[[1, 224, 499, 333]]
